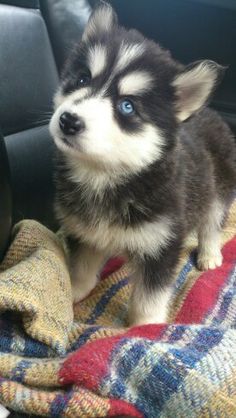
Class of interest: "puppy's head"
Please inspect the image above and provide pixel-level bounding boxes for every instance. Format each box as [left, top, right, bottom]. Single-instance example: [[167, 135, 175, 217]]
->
[[50, 2, 224, 174]]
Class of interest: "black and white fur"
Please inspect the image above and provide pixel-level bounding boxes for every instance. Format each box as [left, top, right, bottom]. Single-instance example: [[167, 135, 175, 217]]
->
[[50, 2, 236, 325]]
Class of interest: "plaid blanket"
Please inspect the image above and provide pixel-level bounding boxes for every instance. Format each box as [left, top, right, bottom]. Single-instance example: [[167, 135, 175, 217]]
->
[[0, 200, 235, 417]]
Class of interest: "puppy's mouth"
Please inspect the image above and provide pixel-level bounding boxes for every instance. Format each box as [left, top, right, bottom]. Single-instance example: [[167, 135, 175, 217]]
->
[[53, 134, 85, 156], [58, 134, 83, 151], [61, 136, 74, 148]]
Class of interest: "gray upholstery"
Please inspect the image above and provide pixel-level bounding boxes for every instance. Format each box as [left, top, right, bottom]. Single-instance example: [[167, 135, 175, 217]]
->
[[0, 3, 59, 231], [6, 126, 56, 228], [40, 0, 91, 72], [0, 4, 58, 136], [0, 131, 11, 261], [0, 0, 39, 7], [0, 0, 92, 234]]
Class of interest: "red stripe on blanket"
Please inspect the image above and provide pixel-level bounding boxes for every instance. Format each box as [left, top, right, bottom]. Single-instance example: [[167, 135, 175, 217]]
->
[[101, 258, 125, 279], [176, 236, 236, 324], [59, 324, 166, 389], [109, 399, 143, 417]]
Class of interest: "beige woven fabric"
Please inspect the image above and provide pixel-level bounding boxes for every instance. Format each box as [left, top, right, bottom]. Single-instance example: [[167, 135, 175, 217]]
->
[[0, 221, 73, 354]]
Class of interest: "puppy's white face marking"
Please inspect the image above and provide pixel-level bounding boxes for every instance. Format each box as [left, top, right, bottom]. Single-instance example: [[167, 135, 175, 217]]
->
[[50, 95, 164, 175], [119, 71, 153, 96], [88, 44, 107, 78], [115, 43, 145, 73], [53, 87, 92, 110]]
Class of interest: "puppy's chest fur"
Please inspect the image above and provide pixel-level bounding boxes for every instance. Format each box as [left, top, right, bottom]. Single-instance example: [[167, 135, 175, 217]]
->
[[55, 156, 179, 255]]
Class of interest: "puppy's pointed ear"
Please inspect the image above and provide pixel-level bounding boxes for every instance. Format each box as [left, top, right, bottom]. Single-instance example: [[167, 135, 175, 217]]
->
[[172, 60, 225, 122], [82, 2, 118, 41]]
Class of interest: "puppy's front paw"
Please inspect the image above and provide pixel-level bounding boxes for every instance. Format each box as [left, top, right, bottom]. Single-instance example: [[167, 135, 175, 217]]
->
[[197, 250, 223, 271], [128, 312, 168, 327], [128, 308, 168, 327], [72, 278, 97, 304], [128, 284, 171, 326], [72, 286, 90, 304]]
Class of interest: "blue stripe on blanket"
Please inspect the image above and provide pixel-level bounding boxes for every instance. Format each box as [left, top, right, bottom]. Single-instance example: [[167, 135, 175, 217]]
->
[[86, 277, 128, 325], [50, 389, 74, 417], [10, 360, 31, 383], [211, 265, 236, 325], [139, 328, 224, 416], [0, 313, 58, 358], [0, 313, 15, 353], [167, 325, 187, 342], [69, 325, 101, 352], [103, 340, 148, 398], [105, 326, 225, 417], [174, 252, 195, 293], [23, 337, 50, 358]]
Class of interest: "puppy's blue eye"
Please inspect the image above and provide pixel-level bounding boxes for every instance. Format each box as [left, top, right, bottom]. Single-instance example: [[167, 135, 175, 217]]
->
[[118, 99, 135, 116], [78, 73, 91, 87]]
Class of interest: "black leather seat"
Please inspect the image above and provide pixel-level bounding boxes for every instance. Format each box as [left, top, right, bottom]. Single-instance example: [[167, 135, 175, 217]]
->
[[0, 0, 91, 261], [0, 1, 58, 233], [0, 130, 11, 260], [40, 0, 91, 72]]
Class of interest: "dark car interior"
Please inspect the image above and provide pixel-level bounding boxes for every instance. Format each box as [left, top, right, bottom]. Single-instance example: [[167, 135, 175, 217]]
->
[[0, 1, 235, 416]]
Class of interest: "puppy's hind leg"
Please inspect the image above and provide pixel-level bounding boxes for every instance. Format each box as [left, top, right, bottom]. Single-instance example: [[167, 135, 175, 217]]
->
[[197, 199, 225, 271], [66, 236, 107, 303]]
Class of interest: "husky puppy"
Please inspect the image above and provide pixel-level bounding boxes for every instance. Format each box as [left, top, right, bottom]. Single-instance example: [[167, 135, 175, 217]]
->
[[50, 2, 236, 325]]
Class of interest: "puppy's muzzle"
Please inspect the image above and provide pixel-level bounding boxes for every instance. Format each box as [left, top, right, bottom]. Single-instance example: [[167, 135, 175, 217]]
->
[[59, 112, 85, 136]]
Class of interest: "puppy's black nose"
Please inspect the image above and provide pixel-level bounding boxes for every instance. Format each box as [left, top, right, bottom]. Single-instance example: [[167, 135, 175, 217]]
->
[[59, 112, 84, 135]]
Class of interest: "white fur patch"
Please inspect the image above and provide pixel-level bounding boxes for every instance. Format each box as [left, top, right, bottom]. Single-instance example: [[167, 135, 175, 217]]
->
[[119, 71, 153, 96], [128, 280, 172, 325], [70, 243, 106, 303], [197, 199, 224, 270], [67, 158, 126, 195], [0, 405, 9, 418], [172, 61, 219, 122], [88, 44, 107, 78], [53, 87, 92, 110], [115, 42, 145, 73], [62, 213, 174, 257]]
